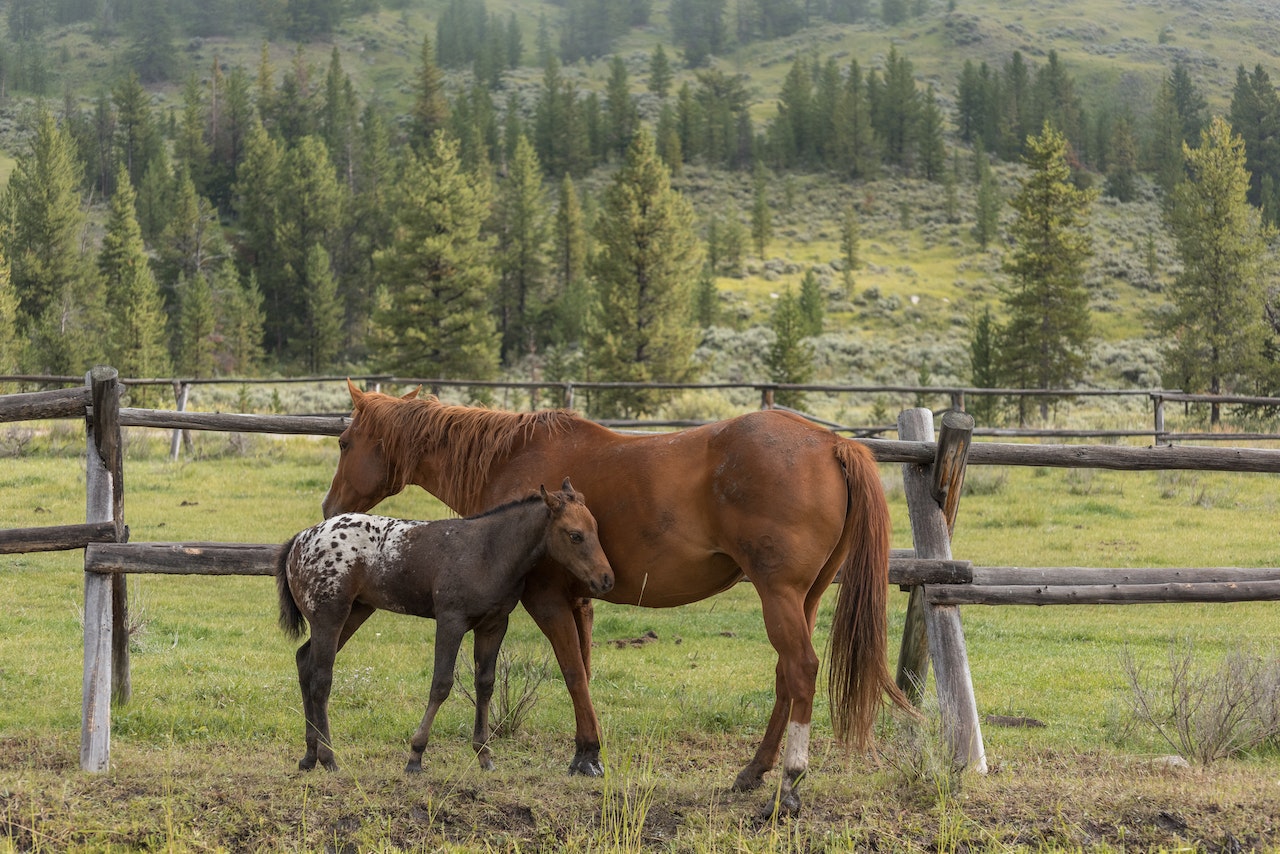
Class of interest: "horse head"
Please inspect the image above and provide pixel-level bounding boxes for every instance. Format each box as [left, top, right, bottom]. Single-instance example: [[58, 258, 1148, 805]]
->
[[541, 477, 614, 596], [321, 380, 422, 518]]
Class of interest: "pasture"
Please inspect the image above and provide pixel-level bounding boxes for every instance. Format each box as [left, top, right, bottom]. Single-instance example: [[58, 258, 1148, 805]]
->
[[1, 425, 1279, 852]]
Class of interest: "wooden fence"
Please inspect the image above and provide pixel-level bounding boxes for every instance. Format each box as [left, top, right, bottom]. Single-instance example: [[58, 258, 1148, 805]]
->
[[4, 367, 1280, 772], [12, 373, 1280, 446]]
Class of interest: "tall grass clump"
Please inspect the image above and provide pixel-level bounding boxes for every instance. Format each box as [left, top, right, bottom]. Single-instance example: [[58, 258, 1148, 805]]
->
[[1121, 636, 1280, 763]]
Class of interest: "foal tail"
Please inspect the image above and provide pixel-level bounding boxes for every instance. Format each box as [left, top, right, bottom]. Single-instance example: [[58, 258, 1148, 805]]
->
[[275, 533, 307, 641], [827, 440, 919, 750]]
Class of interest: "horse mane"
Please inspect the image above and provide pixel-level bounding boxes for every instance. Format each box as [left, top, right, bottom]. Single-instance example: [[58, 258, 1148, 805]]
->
[[362, 394, 581, 513]]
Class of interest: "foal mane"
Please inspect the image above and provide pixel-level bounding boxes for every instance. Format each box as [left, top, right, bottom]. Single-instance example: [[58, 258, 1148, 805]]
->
[[363, 394, 580, 513]]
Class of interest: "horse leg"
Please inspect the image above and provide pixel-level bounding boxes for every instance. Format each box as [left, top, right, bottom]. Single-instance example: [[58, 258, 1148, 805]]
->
[[469, 616, 508, 771], [574, 597, 594, 680], [522, 585, 603, 777], [298, 603, 375, 772], [405, 618, 466, 774], [732, 663, 790, 792], [752, 587, 820, 818]]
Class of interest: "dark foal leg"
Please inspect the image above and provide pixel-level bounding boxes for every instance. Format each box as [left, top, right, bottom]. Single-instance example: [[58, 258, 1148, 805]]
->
[[469, 616, 508, 771], [296, 604, 375, 772], [405, 618, 467, 774], [523, 586, 603, 777]]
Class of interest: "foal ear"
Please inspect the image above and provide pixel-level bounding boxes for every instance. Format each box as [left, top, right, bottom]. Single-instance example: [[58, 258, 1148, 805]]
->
[[561, 476, 574, 495], [541, 484, 565, 512], [401, 385, 422, 401]]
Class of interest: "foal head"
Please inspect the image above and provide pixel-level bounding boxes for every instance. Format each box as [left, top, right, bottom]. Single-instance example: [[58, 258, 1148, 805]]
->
[[541, 478, 614, 596]]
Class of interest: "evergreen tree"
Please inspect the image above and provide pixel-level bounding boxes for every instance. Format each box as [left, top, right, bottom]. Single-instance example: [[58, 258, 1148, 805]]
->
[[972, 154, 1001, 249], [670, 0, 725, 67], [766, 286, 814, 409], [1146, 78, 1185, 197], [217, 267, 265, 376], [693, 267, 718, 327], [99, 165, 171, 389], [751, 163, 772, 257], [551, 174, 589, 345], [296, 243, 343, 372], [1228, 64, 1280, 212], [494, 135, 551, 363], [174, 271, 218, 377], [373, 133, 498, 380], [410, 34, 451, 151], [998, 121, 1096, 421], [587, 129, 702, 417], [273, 135, 344, 363], [112, 72, 162, 189], [127, 0, 177, 82], [1104, 115, 1139, 202], [967, 305, 1000, 425], [874, 46, 920, 170], [917, 87, 948, 181], [173, 74, 214, 197], [604, 55, 639, 161], [1162, 117, 1274, 424], [157, 167, 227, 306], [797, 268, 824, 337], [1168, 60, 1207, 145], [648, 43, 673, 100], [0, 250, 21, 377], [839, 204, 860, 297], [2, 108, 104, 372]]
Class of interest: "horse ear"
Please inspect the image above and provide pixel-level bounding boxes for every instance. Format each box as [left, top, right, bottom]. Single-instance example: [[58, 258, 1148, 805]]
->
[[541, 484, 564, 512], [561, 476, 573, 494], [401, 385, 422, 401], [346, 378, 366, 407]]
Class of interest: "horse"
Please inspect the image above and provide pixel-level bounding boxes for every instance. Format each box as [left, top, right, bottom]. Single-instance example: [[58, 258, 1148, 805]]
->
[[275, 478, 614, 774], [321, 381, 916, 815]]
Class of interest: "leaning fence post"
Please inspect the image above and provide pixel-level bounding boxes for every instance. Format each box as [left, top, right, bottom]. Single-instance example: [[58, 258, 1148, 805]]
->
[[169, 381, 190, 461], [895, 407, 986, 773], [83, 366, 126, 772]]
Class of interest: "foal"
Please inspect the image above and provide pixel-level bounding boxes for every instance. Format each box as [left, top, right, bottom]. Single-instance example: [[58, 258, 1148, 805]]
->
[[276, 479, 613, 773]]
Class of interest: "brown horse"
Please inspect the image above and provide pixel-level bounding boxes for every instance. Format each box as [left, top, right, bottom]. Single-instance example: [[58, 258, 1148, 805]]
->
[[322, 382, 915, 814], [277, 480, 613, 773]]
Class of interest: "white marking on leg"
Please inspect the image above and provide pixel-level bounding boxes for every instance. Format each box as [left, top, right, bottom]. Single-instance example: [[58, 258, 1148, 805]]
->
[[783, 721, 810, 779]]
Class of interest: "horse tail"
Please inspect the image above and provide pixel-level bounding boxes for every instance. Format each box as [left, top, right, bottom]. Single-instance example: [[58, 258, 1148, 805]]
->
[[275, 534, 307, 641], [827, 439, 918, 750]]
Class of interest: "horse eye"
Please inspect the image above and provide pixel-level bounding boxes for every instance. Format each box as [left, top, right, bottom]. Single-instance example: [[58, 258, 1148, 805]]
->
[[569, 532, 584, 544], [338, 438, 349, 452]]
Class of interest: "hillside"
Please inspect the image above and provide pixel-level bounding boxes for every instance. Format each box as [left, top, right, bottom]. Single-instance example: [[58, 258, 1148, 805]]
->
[[3, 0, 1279, 414]]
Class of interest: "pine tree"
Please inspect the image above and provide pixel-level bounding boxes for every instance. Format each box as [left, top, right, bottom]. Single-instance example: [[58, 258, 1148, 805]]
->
[[967, 305, 1000, 425], [410, 34, 451, 151], [797, 268, 824, 337], [551, 174, 589, 344], [604, 55, 639, 161], [751, 163, 772, 258], [217, 267, 265, 376], [494, 135, 551, 363], [297, 243, 344, 373], [766, 286, 814, 409], [839, 204, 860, 297], [972, 154, 1001, 250], [998, 121, 1096, 421], [174, 272, 218, 377], [1104, 116, 1139, 202], [587, 129, 702, 417], [2, 107, 104, 372], [0, 250, 20, 377], [99, 165, 171, 391], [693, 267, 718, 327], [273, 135, 344, 362], [1162, 116, 1274, 424], [648, 43, 672, 100], [373, 133, 498, 380], [157, 167, 227, 307]]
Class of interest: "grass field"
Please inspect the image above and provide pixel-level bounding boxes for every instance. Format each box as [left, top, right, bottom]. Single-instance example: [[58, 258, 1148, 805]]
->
[[1, 425, 1279, 851]]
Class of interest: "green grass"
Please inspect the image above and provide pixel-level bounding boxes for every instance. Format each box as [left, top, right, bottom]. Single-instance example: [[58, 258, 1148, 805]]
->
[[2, 429, 1280, 850]]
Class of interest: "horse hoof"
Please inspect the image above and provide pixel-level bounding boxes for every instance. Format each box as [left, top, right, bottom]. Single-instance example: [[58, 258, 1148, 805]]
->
[[478, 756, 495, 772], [320, 758, 339, 772], [732, 769, 765, 792], [568, 752, 604, 777], [761, 791, 801, 821], [298, 756, 317, 771], [405, 760, 423, 774]]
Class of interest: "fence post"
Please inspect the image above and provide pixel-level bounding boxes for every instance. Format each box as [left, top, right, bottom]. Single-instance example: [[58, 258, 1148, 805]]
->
[[1153, 394, 1166, 446], [760, 387, 775, 410], [169, 381, 190, 461], [895, 407, 986, 773], [82, 366, 126, 771]]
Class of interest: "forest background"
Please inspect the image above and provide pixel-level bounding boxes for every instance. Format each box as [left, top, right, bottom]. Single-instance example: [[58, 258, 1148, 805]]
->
[[0, 0, 1278, 423]]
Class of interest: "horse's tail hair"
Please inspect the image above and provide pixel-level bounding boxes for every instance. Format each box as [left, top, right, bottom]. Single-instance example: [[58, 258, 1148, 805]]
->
[[827, 440, 920, 750], [275, 533, 307, 641]]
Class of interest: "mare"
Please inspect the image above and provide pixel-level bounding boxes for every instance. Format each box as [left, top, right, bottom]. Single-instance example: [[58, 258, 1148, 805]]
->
[[276, 479, 613, 773], [321, 382, 916, 814]]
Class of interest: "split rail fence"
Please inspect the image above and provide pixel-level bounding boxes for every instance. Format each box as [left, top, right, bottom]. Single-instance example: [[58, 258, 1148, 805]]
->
[[3, 367, 1280, 772]]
